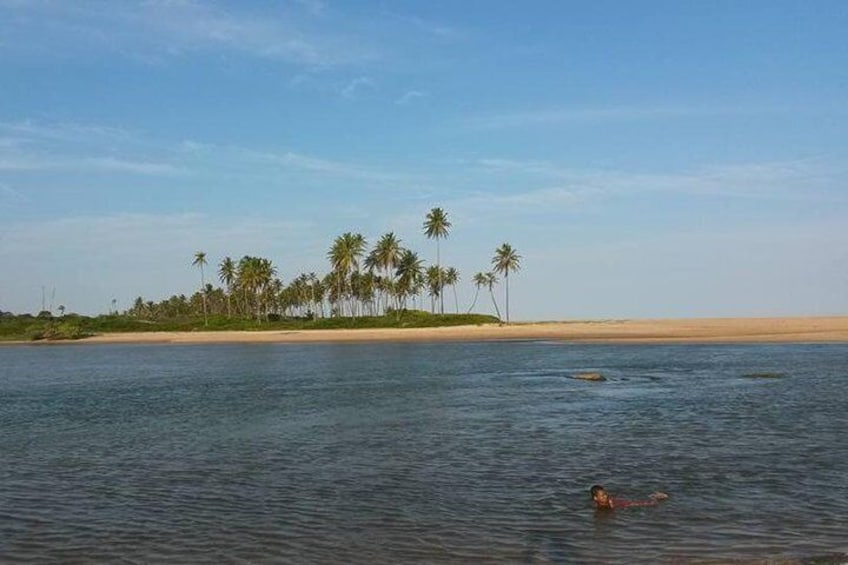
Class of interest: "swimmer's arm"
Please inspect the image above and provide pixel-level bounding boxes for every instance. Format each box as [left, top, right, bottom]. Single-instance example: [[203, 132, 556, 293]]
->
[[613, 493, 668, 508]]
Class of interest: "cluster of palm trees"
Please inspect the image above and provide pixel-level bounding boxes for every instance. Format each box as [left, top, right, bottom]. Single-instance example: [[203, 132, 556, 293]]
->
[[129, 208, 522, 324]]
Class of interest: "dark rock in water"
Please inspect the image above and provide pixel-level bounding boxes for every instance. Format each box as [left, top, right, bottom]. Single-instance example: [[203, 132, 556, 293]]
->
[[573, 372, 606, 382], [743, 372, 786, 379]]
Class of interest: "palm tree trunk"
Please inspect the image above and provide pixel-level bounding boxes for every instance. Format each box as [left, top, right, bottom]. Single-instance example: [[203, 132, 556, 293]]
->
[[437, 239, 444, 314], [467, 287, 480, 314], [453, 285, 459, 314], [200, 264, 208, 326], [505, 273, 510, 324], [489, 288, 501, 321]]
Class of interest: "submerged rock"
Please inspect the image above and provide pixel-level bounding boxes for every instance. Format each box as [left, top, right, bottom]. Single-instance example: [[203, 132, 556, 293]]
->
[[743, 372, 786, 379], [573, 372, 606, 382]]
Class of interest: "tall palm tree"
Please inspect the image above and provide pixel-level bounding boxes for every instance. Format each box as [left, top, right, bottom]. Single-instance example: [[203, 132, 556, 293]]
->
[[255, 258, 277, 321], [395, 249, 423, 313], [485, 271, 501, 321], [492, 243, 521, 324], [371, 232, 403, 313], [444, 267, 460, 313], [192, 251, 208, 326], [236, 255, 257, 317], [218, 256, 236, 318], [425, 265, 442, 313], [467, 272, 488, 313], [423, 207, 451, 314], [328, 232, 366, 317], [308, 272, 322, 318]]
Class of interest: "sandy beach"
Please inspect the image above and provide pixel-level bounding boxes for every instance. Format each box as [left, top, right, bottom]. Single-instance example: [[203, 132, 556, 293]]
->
[[56, 316, 848, 345]]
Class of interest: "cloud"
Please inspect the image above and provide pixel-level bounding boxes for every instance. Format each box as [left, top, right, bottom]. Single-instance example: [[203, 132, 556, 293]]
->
[[395, 90, 428, 106], [0, 119, 413, 187], [0, 137, 23, 149], [178, 139, 215, 154], [464, 106, 748, 130], [81, 156, 185, 176], [341, 76, 375, 99], [0, 1, 379, 67], [238, 147, 405, 184], [450, 187, 589, 219], [383, 12, 464, 41], [292, 0, 326, 17], [469, 156, 845, 201], [0, 152, 183, 176], [0, 120, 187, 176], [0, 120, 132, 142], [0, 182, 24, 200]]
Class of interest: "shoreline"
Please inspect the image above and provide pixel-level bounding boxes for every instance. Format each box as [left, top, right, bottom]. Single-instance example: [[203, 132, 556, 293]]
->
[[6, 316, 848, 346]]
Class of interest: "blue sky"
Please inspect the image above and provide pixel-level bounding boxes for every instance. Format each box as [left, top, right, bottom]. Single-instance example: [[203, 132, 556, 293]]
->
[[1, 0, 846, 319]]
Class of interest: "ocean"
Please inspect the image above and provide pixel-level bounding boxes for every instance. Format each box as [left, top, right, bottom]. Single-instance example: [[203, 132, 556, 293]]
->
[[1, 341, 846, 563]]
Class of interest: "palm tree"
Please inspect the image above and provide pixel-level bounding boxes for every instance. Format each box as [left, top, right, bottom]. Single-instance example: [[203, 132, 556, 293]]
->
[[308, 272, 322, 318], [395, 249, 423, 313], [423, 207, 451, 314], [192, 251, 208, 326], [485, 271, 501, 320], [444, 267, 460, 313], [218, 256, 236, 318], [467, 272, 488, 313], [236, 255, 257, 317], [255, 258, 278, 321], [492, 243, 521, 324], [425, 265, 442, 313], [371, 232, 403, 313], [328, 232, 366, 317], [234, 255, 276, 320]]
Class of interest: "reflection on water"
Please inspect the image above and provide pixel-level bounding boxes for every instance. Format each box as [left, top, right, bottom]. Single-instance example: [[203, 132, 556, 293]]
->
[[1, 342, 847, 563]]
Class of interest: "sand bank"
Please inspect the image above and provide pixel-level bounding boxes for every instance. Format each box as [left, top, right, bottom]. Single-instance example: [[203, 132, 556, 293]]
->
[[56, 316, 848, 345]]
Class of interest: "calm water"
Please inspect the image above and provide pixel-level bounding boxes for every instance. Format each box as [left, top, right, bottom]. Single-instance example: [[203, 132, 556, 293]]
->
[[1, 341, 846, 564]]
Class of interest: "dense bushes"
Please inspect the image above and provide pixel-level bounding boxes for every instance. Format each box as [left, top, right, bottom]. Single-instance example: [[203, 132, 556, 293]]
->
[[0, 311, 500, 341]]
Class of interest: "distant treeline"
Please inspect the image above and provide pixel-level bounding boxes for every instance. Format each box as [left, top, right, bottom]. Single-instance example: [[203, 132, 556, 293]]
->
[[133, 208, 522, 325], [2, 208, 522, 337], [0, 310, 500, 342]]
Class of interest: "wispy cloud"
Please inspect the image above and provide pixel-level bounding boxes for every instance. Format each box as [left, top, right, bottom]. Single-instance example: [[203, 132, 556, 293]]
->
[[0, 182, 24, 200], [449, 186, 590, 219], [0, 120, 132, 142], [382, 12, 464, 41], [292, 0, 326, 17], [82, 156, 185, 176], [238, 148, 405, 184], [178, 139, 215, 154], [469, 156, 845, 201], [341, 76, 376, 99], [395, 90, 428, 106], [0, 153, 184, 176], [0, 119, 414, 186], [465, 106, 749, 130], [0, 1, 379, 67], [0, 119, 185, 176]]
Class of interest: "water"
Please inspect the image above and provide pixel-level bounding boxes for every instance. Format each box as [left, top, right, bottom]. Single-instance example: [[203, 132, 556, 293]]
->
[[1, 341, 846, 564]]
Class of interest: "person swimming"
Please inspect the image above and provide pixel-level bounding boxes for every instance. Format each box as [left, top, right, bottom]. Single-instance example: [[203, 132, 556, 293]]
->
[[590, 484, 669, 509]]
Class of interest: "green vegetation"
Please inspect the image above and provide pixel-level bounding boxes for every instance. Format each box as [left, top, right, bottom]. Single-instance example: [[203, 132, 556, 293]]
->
[[0, 312, 92, 342], [0, 311, 500, 342], [1, 207, 518, 341]]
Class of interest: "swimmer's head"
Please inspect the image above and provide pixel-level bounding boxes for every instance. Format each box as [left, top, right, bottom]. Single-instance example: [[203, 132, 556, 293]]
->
[[590, 485, 611, 508]]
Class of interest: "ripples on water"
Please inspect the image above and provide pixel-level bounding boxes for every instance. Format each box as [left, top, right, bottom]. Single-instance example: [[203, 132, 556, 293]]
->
[[1, 342, 847, 564]]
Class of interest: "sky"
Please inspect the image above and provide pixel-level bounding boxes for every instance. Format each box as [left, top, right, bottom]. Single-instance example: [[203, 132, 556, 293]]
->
[[1, 0, 846, 320]]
